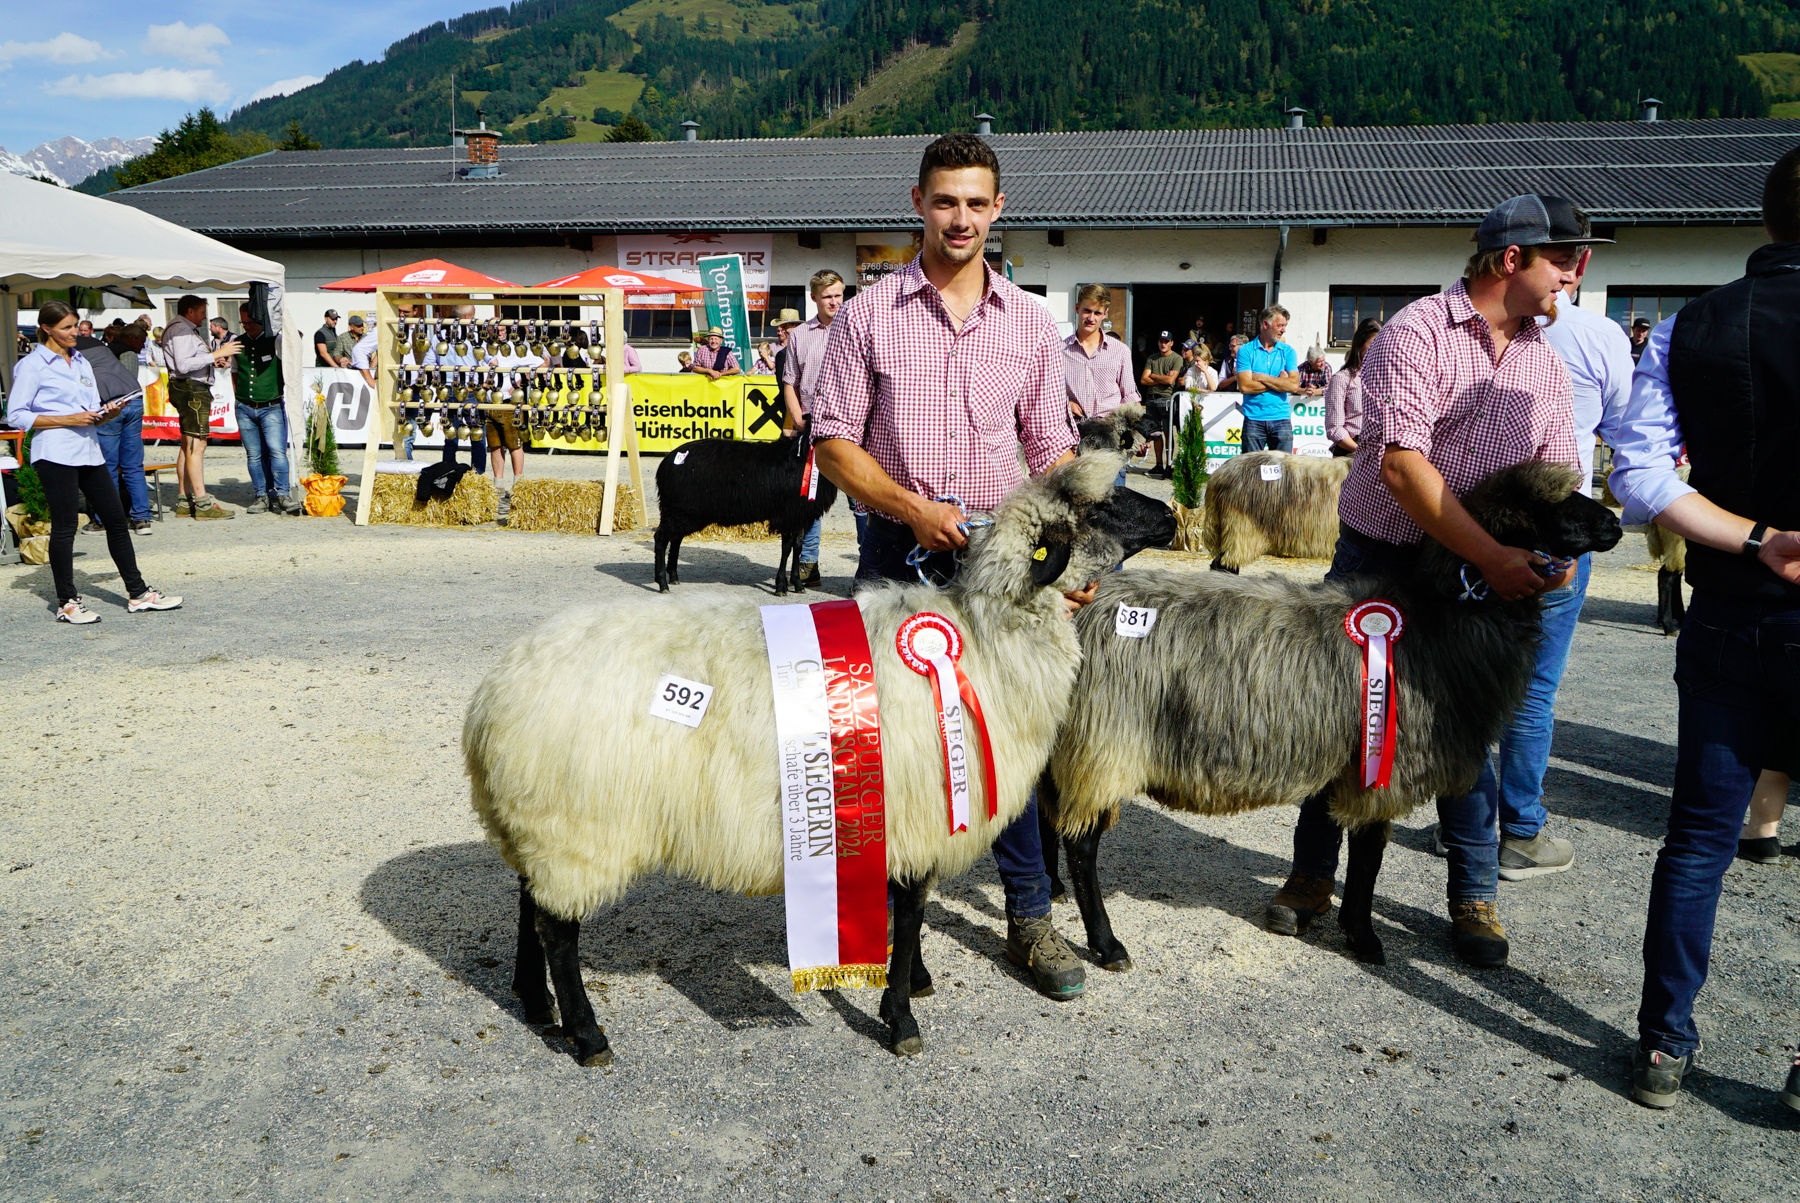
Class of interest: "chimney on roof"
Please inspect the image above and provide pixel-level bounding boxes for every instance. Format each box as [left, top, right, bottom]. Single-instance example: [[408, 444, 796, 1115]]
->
[[681, 120, 700, 142], [1285, 106, 1309, 131], [975, 112, 994, 136], [1639, 97, 1662, 123], [456, 108, 504, 179]]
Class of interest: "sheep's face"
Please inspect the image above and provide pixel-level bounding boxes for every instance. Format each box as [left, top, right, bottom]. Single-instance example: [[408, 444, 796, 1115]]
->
[[1077, 403, 1148, 457], [1461, 460, 1624, 558]]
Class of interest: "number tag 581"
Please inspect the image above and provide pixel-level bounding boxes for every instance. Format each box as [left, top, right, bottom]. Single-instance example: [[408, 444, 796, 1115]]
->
[[649, 673, 714, 727], [1114, 603, 1158, 638]]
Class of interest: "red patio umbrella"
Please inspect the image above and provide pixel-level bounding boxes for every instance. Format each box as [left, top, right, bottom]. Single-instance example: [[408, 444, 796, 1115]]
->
[[321, 258, 519, 292], [533, 265, 703, 294]]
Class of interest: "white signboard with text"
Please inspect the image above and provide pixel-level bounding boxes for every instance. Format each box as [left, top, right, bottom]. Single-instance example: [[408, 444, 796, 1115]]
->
[[617, 234, 773, 309]]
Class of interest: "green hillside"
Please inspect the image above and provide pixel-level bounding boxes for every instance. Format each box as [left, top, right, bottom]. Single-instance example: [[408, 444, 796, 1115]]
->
[[95, 0, 1757, 176]]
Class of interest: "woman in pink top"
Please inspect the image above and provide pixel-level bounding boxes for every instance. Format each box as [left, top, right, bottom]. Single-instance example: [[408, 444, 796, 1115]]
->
[[1324, 317, 1380, 456]]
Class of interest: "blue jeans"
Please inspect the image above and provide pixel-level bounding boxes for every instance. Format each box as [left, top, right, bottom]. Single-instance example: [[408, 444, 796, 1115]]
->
[[1638, 590, 1800, 1057], [1241, 417, 1293, 454], [800, 516, 821, 564], [1495, 554, 1591, 838], [91, 397, 150, 522], [440, 434, 487, 474], [235, 402, 291, 500], [859, 513, 1053, 917]]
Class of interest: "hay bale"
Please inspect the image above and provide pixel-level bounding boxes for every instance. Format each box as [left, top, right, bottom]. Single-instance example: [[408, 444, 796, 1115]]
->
[[370, 471, 498, 527], [690, 520, 778, 542], [507, 479, 643, 535]]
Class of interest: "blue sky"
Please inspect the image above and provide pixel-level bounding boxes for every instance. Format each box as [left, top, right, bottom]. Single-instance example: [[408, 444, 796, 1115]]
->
[[0, 3, 486, 151]]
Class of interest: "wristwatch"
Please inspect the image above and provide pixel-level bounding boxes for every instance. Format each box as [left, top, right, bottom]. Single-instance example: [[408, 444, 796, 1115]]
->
[[1743, 521, 1769, 557]]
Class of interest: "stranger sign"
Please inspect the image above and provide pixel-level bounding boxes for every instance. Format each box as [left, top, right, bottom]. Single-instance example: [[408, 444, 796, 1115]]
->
[[618, 234, 771, 309], [698, 254, 754, 370]]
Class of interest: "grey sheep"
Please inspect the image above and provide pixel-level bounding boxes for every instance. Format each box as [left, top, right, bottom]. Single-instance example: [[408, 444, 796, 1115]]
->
[[1202, 450, 1351, 572], [1038, 460, 1622, 968]]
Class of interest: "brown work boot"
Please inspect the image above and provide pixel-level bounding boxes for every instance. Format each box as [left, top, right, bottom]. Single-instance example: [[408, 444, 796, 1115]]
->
[[1449, 899, 1509, 967], [1005, 914, 1085, 1001], [1266, 874, 1334, 936]]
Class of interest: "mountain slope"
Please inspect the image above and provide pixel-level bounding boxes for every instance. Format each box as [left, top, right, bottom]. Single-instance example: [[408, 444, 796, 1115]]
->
[[1, 136, 155, 187]]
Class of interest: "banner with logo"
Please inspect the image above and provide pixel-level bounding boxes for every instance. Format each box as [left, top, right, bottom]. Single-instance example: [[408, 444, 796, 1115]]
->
[[698, 254, 755, 369], [141, 366, 240, 442], [1174, 391, 1330, 469], [618, 234, 772, 309]]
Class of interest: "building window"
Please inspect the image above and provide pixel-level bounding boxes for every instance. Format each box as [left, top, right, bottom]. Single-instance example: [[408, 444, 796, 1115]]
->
[[1328, 287, 1435, 344], [763, 286, 805, 333], [497, 303, 582, 322], [622, 308, 692, 343], [1604, 288, 1712, 332]]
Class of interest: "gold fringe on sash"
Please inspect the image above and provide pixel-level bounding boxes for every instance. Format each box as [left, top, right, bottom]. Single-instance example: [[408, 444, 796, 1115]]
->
[[792, 964, 888, 993]]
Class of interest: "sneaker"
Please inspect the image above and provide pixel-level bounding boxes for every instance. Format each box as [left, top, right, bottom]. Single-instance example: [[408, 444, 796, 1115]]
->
[[245, 497, 270, 514], [1499, 829, 1576, 881], [192, 496, 236, 520], [1449, 899, 1509, 967], [56, 597, 100, 624], [1004, 914, 1085, 1001], [127, 589, 182, 613], [130, 520, 153, 535], [278, 496, 304, 515], [83, 518, 106, 533], [173, 495, 193, 517], [1266, 874, 1334, 936], [1631, 1046, 1696, 1109], [1738, 836, 1783, 864], [1782, 1053, 1800, 1113]]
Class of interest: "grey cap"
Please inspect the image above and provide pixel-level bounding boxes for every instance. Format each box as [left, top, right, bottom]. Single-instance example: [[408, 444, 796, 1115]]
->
[[348, 314, 366, 327], [323, 308, 340, 318], [1475, 194, 1614, 252]]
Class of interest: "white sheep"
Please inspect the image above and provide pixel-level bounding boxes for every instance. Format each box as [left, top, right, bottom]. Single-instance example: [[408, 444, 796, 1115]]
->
[[1201, 450, 1352, 572], [464, 451, 1175, 1064]]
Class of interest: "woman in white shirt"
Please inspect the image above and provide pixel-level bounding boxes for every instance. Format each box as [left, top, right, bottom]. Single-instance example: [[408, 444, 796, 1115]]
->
[[6, 302, 181, 623]]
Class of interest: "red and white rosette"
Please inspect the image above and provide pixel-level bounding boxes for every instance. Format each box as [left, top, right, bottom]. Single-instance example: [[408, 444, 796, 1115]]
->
[[1343, 600, 1405, 789], [799, 445, 820, 500], [896, 612, 997, 833]]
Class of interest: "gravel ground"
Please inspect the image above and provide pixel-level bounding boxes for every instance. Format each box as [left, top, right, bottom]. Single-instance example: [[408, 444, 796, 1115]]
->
[[3, 449, 1797, 1201]]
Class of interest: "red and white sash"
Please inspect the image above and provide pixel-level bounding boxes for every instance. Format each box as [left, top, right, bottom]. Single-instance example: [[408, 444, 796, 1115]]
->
[[1344, 600, 1405, 789], [760, 599, 888, 992], [896, 612, 998, 833]]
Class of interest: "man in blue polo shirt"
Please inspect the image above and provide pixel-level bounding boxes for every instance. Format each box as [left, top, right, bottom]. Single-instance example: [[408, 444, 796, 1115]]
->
[[1229, 304, 1301, 452]]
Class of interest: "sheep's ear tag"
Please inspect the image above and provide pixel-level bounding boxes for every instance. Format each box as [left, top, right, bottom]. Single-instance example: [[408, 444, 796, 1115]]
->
[[1032, 545, 1048, 561]]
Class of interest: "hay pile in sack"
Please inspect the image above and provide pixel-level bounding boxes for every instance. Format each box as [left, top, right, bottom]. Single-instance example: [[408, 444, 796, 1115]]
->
[[370, 469, 498, 526], [507, 479, 644, 534]]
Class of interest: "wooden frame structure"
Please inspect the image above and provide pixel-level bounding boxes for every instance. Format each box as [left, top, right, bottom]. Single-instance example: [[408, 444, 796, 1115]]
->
[[352, 285, 643, 532]]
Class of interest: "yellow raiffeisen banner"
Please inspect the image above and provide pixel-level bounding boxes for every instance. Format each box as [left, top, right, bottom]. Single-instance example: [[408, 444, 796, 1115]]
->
[[533, 374, 788, 454]]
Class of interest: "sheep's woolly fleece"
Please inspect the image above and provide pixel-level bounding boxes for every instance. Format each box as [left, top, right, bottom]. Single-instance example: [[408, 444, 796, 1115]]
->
[[1201, 450, 1350, 567]]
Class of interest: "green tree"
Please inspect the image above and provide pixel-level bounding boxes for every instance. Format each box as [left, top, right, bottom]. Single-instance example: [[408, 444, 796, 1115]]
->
[[607, 114, 656, 142], [277, 121, 322, 151], [115, 109, 273, 189]]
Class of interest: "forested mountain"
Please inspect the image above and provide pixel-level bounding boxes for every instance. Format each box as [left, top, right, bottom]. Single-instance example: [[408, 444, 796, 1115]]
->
[[208, 0, 1799, 152]]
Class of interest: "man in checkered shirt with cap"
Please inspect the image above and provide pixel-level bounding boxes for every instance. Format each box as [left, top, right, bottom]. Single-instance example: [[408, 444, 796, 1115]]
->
[[812, 132, 1093, 1003], [1264, 193, 1592, 970]]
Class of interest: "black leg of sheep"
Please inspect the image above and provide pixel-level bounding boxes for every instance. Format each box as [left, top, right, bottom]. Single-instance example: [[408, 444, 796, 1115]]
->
[[1338, 822, 1392, 965], [531, 905, 612, 1067], [1063, 825, 1134, 972], [512, 877, 554, 1026], [1657, 567, 1685, 636], [878, 877, 932, 1056]]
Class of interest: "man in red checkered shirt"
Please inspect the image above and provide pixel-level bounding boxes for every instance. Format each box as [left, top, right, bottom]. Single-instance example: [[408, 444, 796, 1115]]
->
[[812, 133, 1090, 1003], [1265, 194, 1593, 970]]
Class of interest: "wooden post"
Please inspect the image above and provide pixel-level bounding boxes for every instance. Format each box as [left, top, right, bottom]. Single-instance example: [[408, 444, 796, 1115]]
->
[[598, 287, 643, 534], [352, 288, 402, 526]]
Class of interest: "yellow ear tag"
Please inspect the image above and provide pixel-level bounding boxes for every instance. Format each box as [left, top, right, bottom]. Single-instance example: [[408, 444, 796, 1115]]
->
[[1032, 546, 1048, 561]]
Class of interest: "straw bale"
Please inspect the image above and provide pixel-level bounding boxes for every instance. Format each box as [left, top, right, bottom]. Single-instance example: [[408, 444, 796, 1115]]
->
[[506, 479, 643, 535], [690, 520, 778, 542], [370, 472, 499, 527]]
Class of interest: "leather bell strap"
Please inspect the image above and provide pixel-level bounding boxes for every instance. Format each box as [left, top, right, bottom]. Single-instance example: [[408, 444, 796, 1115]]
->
[[896, 612, 998, 833], [1344, 600, 1405, 789]]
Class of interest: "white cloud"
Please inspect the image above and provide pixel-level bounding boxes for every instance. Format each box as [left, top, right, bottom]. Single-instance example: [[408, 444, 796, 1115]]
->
[[246, 75, 323, 104], [46, 67, 232, 104], [0, 33, 113, 66], [143, 22, 230, 67]]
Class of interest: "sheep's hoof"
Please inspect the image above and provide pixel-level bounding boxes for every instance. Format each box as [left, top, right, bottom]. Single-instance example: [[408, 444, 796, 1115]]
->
[[520, 1003, 554, 1026], [890, 1033, 924, 1057], [1100, 952, 1133, 973], [1346, 932, 1386, 965], [579, 1048, 614, 1068], [656, 581, 670, 593], [1047, 881, 1067, 903], [911, 983, 935, 999]]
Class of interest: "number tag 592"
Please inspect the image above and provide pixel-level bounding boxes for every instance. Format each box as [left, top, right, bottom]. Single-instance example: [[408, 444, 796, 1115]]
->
[[649, 673, 714, 728], [1114, 603, 1158, 638]]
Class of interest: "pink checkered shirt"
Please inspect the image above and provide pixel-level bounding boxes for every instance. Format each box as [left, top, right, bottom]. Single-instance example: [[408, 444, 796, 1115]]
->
[[1062, 332, 1139, 417], [1340, 279, 1578, 545], [811, 256, 1077, 518], [779, 315, 832, 415]]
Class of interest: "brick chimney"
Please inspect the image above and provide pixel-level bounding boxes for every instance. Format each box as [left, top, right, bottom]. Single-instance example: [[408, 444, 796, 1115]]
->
[[457, 109, 504, 179]]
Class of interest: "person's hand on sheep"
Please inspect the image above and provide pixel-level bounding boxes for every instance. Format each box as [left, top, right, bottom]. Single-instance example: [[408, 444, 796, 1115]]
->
[[1061, 580, 1099, 615], [908, 498, 972, 552], [1479, 546, 1561, 600]]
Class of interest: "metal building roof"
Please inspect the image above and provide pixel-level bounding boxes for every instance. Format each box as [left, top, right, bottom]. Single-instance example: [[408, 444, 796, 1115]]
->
[[108, 119, 1800, 240]]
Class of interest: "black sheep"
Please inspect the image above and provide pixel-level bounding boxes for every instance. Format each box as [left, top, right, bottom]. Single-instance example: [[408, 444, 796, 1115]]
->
[[653, 433, 839, 595]]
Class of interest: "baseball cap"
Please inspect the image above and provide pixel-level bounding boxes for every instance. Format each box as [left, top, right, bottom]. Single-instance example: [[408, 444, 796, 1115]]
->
[[1631, 317, 1652, 330], [1157, 330, 1172, 340], [1475, 194, 1614, 252], [324, 308, 340, 318], [1182, 338, 1197, 349], [348, 314, 366, 327]]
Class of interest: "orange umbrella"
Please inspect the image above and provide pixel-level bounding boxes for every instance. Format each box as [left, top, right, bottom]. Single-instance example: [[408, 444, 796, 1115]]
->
[[534, 265, 703, 294], [321, 258, 519, 292]]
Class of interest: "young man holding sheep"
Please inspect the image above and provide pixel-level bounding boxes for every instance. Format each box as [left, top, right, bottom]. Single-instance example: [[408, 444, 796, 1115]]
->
[[811, 133, 1094, 1001], [1267, 194, 1595, 969]]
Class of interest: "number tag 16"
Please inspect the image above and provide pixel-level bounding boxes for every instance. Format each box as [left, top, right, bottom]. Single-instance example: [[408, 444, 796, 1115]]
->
[[649, 673, 714, 728], [1114, 603, 1158, 638]]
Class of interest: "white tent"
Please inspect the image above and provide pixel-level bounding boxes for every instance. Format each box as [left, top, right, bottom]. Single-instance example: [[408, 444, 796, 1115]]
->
[[0, 173, 305, 477]]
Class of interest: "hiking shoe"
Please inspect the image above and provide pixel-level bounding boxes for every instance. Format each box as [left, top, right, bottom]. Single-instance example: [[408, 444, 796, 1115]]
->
[[279, 496, 305, 516], [1266, 874, 1334, 936], [1449, 899, 1509, 967], [192, 496, 235, 520], [1738, 836, 1784, 864], [130, 520, 153, 535], [1783, 1053, 1800, 1113], [173, 495, 193, 517], [1631, 1046, 1695, 1109], [245, 497, 271, 514], [83, 518, 106, 533], [799, 562, 822, 588], [1499, 830, 1576, 881], [56, 597, 100, 624], [128, 589, 182, 613], [1005, 914, 1085, 1001]]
